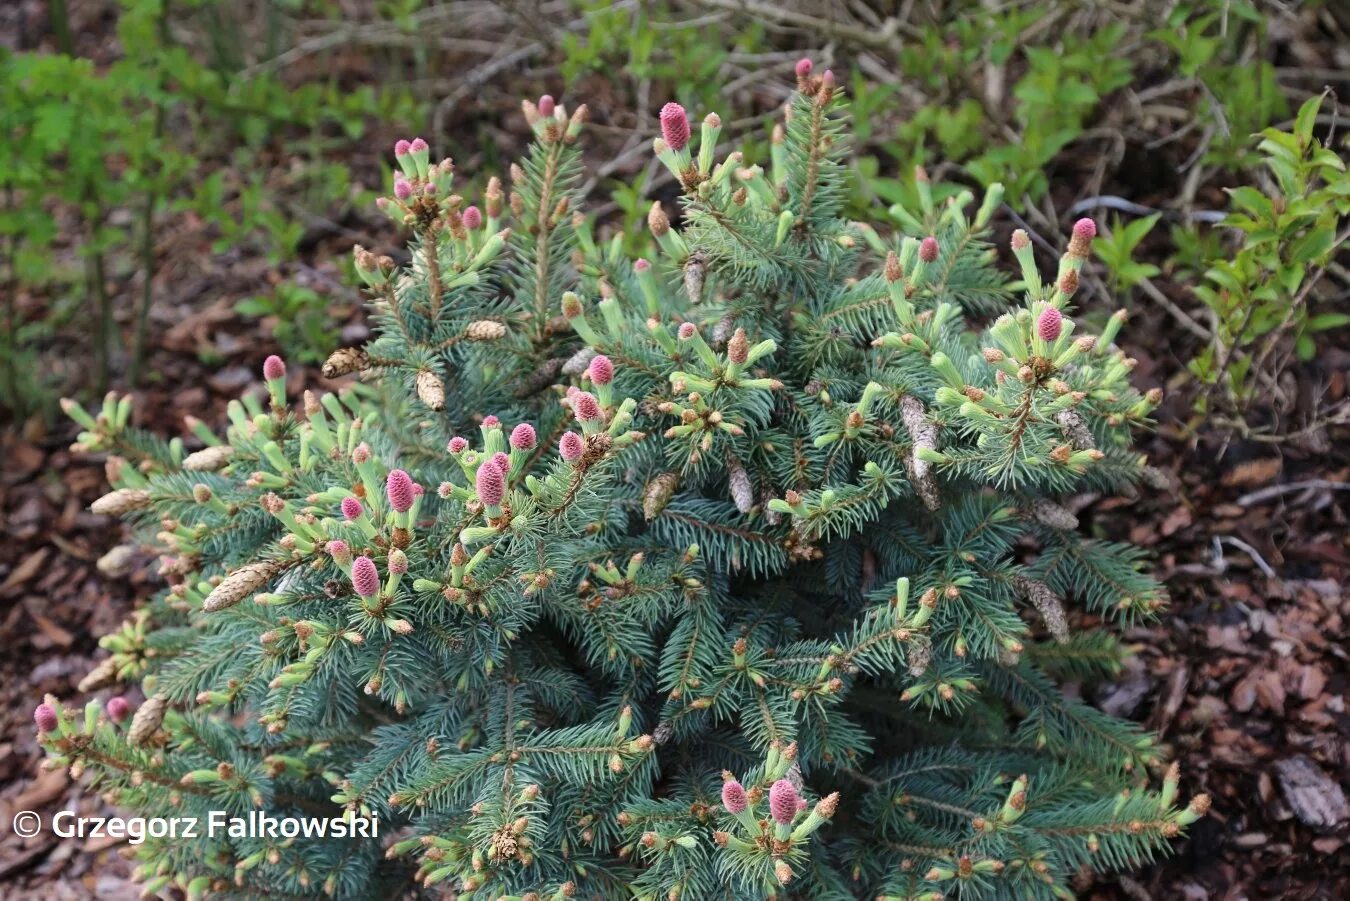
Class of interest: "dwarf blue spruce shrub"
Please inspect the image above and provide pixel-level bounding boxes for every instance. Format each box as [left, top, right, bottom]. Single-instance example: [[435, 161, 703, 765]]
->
[[48, 68, 1206, 899]]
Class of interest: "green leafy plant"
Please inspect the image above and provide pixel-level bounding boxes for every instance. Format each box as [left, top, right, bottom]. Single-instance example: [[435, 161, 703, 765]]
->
[[46, 72, 1205, 900], [234, 281, 340, 365], [1094, 213, 1162, 294], [1188, 95, 1349, 419]]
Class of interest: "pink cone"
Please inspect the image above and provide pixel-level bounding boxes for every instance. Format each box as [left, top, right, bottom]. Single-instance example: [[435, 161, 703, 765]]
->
[[34, 703, 58, 733], [462, 205, 482, 229], [722, 780, 748, 814], [352, 556, 379, 598], [919, 236, 939, 263], [263, 355, 286, 381], [341, 497, 364, 520], [448, 436, 468, 454], [509, 423, 536, 450], [573, 392, 601, 422], [659, 102, 690, 152], [588, 355, 614, 385], [1038, 307, 1063, 342], [106, 696, 131, 724], [560, 431, 584, 462], [769, 779, 800, 825], [476, 463, 506, 506], [386, 469, 416, 513]]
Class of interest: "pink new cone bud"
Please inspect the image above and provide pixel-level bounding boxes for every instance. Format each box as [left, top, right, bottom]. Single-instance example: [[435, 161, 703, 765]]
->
[[588, 355, 614, 385], [795, 58, 813, 77], [394, 139, 411, 157], [509, 423, 537, 450], [538, 94, 556, 117], [387, 548, 408, 575], [769, 779, 800, 825], [482, 415, 501, 428], [106, 696, 131, 724], [386, 469, 416, 513], [341, 497, 364, 520], [447, 436, 468, 454], [722, 780, 748, 814], [394, 177, 413, 200], [327, 539, 352, 565], [634, 258, 651, 272], [490, 451, 511, 474], [560, 431, 584, 462], [352, 443, 371, 464], [821, 69, 836, 92], [659, 102, 690, 152], [462, 205, 482, 229], [475, 463, 506, 506], [678, 322, 697, 341], [263, 355, 286, 381], [1072, 218, 1097, 241], [34, 703, 58, 733], [352, 556, 379, 598], [408, 137, 428, 154], [919, 236, 939, 263], [1038, 307, 1063, 342], [573, 392, 602, 422]]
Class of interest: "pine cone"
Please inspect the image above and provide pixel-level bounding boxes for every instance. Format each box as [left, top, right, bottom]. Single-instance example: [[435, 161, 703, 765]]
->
[[683, 251, 707, 304], [128, 694, 168, 746], [202, 560, 286, 613], [643, 472, 679, 520], [416, 370, 446, 411], [899, 395, 940, 511], [515, 358, 564, 398], [562, 347, 596, 376], [91, 489, 153, 516], [1015, 575, 1068, 641], [1027, 498, 1079, 531], [322, 346, 370, 379], [465, 320, 507, 342], [182, 445, 233, 472], [78, 656, 119, 693], [96, 545, 137, 577], [727, 458, 754, 515], [1055, 410, 1095, 450]]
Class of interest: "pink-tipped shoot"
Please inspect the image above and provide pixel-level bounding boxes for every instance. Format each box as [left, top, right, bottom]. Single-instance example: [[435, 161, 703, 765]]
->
[[538, 94, 556, 117], [462, 205, 482, 229], [795, 58, 813, 78]]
